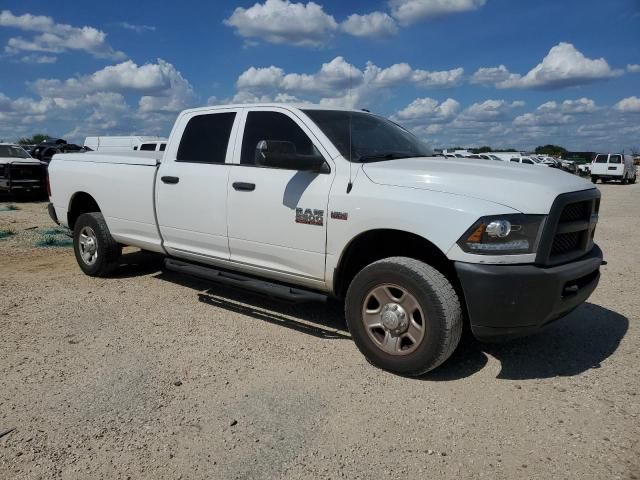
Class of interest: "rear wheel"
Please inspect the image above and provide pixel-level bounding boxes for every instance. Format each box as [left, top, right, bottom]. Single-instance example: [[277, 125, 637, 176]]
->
[[345, 257, 463, 376], [73, 212, 121, 277]]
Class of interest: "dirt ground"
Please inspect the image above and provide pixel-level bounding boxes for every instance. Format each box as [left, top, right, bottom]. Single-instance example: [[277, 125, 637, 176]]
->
[[0, 183, 638, 480]]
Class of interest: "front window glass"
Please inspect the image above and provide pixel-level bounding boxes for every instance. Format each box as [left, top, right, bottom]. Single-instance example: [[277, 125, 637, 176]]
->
[[303, 110, 432, 162], [241, 111, 316, 166], [0, 145, 31, 159], [594, 154, 608, 163]]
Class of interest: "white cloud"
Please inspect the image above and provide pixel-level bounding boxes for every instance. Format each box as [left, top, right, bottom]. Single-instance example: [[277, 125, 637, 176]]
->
[[513, 112, 573, 127], [233, 57, 465, 108], [458, 99, 524, 122], [497, 43, 623, 89], [224, 0, 338, 47], [392, 97, 460, 123], [537, 97, 597, 114], [0, 10, 125, 60], [116, 22, 156, 33], [19, 54, 57, 64], [389, 0, 487, 25], [340, 12, 398, 38], [411, 67, 464, 88], [470, 65, 515, 85], [627, 64, 640, 73], [614, 96, 640, 113]]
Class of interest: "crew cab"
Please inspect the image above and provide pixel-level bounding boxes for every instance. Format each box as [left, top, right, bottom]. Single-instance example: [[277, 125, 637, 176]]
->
[[0, 143, 46, 195], [591, 153, 637, 184], [47, 104, 603, 375]]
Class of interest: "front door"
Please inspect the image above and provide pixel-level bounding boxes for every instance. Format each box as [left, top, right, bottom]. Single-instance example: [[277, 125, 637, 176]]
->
[[156, 109, 240, 260], [227, 108, 334, 283]]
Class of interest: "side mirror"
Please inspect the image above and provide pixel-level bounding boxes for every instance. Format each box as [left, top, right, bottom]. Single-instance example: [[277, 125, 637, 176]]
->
[[255, 140, 328, 173]]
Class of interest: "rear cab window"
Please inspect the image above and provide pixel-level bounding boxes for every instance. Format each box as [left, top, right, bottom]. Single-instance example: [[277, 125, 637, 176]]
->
[[177, 112, 236, 164], [140, 143, 156, 151]]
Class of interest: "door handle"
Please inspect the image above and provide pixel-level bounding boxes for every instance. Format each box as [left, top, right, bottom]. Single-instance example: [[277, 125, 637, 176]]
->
[[161, 176, 179, 184], [233, 182, 255, 191]]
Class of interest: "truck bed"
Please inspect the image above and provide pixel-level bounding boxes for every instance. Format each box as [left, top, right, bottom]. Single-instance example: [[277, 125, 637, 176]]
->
[[49, 152, 164, 252]]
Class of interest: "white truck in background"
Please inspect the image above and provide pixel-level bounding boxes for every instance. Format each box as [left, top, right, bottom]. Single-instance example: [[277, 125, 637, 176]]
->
[[84, 136, 167, 153], [48, 103, 603, 375]]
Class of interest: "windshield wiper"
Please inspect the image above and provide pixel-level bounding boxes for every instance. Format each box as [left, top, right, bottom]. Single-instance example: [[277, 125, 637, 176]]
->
[[357, 152, 413, 163]]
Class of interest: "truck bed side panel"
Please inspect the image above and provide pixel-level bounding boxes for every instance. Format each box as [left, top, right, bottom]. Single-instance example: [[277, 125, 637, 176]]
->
[[49, 157, 163, 252]]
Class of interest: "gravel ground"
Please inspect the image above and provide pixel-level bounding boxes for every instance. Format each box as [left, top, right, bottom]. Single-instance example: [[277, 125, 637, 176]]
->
[[0, 183, 638, 480]]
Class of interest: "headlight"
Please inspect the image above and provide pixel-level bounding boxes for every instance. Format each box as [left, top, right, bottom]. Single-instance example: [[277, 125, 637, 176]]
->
[[458, 214, 545, 255]]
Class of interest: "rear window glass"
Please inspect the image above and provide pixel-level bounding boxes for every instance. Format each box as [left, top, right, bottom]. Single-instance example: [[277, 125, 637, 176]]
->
[[159, 143, 166, 151], [510, 158, 519, 163], [594, 154, 608, 163], [609, 155, 622, 164], [177, 112, 236, 164]]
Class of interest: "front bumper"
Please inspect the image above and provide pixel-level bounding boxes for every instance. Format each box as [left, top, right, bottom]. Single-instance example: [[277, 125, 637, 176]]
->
[[455, 245, 602, 342]]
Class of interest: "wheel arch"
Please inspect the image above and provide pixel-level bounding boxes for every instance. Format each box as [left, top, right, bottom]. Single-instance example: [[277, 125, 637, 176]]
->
[[67, 191, 101, 230], [332, 228, 458, 299]]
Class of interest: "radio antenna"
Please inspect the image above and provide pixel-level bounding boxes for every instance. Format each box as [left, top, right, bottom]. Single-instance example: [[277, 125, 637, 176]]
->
[[347, 64, 354, 194]]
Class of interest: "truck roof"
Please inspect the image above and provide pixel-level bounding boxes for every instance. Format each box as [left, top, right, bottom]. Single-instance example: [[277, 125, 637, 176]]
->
[[180, 103, 363, 116]]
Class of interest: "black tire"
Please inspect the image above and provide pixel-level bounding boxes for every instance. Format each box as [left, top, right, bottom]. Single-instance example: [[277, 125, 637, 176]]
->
[[631, 175, 637, 184], [345, 257, 463, 376], [73, 212, 121, 277], [591, 176, 598, 184]]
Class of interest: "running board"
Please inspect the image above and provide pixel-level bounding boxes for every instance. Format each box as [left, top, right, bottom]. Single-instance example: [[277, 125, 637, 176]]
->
[[164, 258, 327, 303]]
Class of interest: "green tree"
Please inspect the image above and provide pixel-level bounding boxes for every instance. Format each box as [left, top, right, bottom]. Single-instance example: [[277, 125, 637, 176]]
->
[[470, 146, 492, 154], [535, 144, 568, 157], [17, 134, 51, 145]]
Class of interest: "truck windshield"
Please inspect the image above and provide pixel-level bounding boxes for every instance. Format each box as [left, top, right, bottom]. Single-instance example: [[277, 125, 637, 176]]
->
[[303, 110, 432, 162], [0, 145, 31, 159]]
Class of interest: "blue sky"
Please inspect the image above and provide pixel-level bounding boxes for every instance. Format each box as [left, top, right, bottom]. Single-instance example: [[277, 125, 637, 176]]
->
[[0, 0, 639, 150]]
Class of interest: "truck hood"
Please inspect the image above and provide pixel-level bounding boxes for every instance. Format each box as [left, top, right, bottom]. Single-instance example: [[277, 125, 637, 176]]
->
[[362, 157, 595, 214]]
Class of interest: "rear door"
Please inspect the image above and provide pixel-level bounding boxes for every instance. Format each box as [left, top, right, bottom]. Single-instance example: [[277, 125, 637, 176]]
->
[[226, 107, 334, 284], [156, 108, 241, 260], [607, 154, 624, 177], [591, 154, 610, 176]]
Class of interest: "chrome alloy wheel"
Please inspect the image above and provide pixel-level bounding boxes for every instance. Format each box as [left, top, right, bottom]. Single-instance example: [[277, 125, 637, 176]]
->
[[361, 284, 425, 355], [78, 226, 98, 266]]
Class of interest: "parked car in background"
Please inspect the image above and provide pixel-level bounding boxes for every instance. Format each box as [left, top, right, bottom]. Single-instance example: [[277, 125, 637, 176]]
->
[[84, 136, 166, 153], [590, 153, 637, 184], [0, 143, 46, 195]]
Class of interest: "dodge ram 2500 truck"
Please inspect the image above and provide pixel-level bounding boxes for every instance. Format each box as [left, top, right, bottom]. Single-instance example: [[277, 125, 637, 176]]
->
[[47, 104, 603, 375]]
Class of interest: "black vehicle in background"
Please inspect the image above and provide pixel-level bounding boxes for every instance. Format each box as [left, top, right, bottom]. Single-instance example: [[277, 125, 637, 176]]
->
[[0, 144, 47, 197], [30, 138, 92, 164]]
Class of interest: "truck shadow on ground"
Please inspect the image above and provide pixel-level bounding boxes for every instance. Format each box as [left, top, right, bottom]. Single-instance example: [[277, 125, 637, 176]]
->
[[154, 269, 350, 341], [117, 255, 628, 381], [425, 303, 628, 381]]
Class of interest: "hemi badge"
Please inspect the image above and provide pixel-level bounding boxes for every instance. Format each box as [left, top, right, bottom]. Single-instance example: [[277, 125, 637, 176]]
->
[[331, 211, 348, 221]]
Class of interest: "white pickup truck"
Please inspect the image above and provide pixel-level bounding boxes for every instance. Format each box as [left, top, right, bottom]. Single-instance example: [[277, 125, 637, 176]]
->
[[47, 103, 603, 375]]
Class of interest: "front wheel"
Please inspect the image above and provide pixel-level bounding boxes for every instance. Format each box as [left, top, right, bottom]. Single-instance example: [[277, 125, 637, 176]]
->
[[73, 212, 121, 277], [591, 176, 598, 184], [345, 257, 463, 376]]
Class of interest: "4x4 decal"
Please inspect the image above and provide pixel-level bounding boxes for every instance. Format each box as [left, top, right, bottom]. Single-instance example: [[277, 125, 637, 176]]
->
[[295, 208, 324, 226]]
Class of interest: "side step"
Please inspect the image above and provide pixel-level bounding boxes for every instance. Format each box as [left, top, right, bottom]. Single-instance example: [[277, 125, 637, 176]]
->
[[164, 258, 327, 303]]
